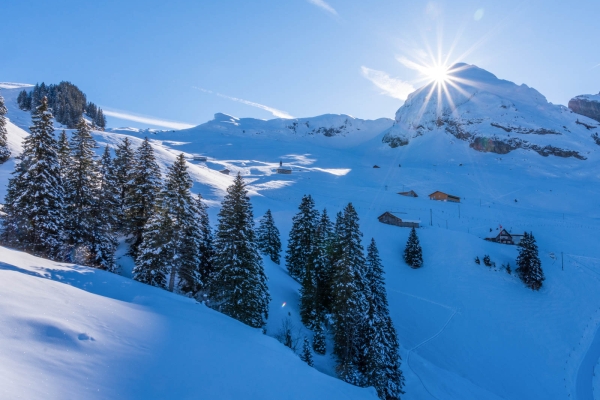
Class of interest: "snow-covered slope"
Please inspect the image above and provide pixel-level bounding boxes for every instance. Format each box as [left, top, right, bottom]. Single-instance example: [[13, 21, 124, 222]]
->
[[382, 63, 600, 159], [0, 246, 376, 400]]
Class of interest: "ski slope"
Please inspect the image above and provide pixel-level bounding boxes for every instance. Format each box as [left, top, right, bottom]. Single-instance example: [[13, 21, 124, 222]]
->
[[2, 65, 600, 399]]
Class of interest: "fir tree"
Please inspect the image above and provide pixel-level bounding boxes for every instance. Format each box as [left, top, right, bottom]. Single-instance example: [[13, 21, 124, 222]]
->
[[113, 137, 136, 231], [0, 90, 10, 163], [126, 137, 162, 256], [64, 118, 99, 261], [17, 89, 30, 111], [286, 194, 319, 281], [195, 195, 214, 295], [403, 227, 423, 269], [330, 203, 368, 385], [300, 337, 314, 367], [256, 209, 281, 264], [313, 322, 327, 355], [0, 97, 64, 258], [133, 207, 171, 289], [516, 232, 545, 290], [209, 173, 270, 328], [360, 239, 405, 399], [162, 154, 203, 294], [94, 108, 106, 130]]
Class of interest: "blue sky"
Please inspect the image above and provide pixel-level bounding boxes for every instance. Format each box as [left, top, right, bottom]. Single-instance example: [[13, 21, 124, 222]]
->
[[1, 0, 598, 129]]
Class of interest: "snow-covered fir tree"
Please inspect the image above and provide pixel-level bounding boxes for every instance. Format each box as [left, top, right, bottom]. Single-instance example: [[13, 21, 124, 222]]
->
[[312, 322, 327, 355], [64, 118, 100, 263], [162, 154, 203, 294], [316, 209, 335, 313], [286, 194, 319, 281], [126, 137, 162, 256], [330, 203, 368, 386], [403, 227, 423, 269], [112, 137, 135, 231], [300, 337, 314, 367], [194, 195, 214, 295], [133, 207, 172, 289], [209, 173, 270, 329], [89, 146, 120, 271], [360, 238, 405, 400], [0, 89, 11, 163], [256, 209, 281, 264], [516, 232, 545, 290], [0, 97, 64, 258]]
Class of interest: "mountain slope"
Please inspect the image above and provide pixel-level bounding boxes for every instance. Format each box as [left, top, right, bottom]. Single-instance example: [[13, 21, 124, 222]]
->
[[382, 63, 600, 159], [0, 246, 376, 400]]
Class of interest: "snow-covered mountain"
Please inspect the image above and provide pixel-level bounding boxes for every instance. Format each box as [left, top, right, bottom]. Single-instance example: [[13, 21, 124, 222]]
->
[[382, 63, 600, 159], [2, 67, 600, 400]]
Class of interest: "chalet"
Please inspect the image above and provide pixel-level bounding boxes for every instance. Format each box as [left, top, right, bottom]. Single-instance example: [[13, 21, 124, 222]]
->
[[429, 191, 460, 203], [378, 212, 420, 228], [485, 229, 524, 245], [276, 167, 292, 174], [398, 190, 418, 198], [219, 169, 230, 175], [192, 155, 207, 162]]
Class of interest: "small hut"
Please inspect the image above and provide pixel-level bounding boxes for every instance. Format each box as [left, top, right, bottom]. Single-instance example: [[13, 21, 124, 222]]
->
[[192, 155, 207, 162], [378, 212, 420, 228], [398, 190, 418, 198], [429, 191, 460, 203], [277, 167, 292, 174], [219, 169, 230, 175]]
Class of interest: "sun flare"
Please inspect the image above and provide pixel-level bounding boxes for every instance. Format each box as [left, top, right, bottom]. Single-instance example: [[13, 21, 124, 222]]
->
[[425, 65, 450, 84]]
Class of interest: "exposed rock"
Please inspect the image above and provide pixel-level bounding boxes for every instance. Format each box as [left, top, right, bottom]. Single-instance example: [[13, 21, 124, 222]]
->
[[569, 94, 600, 123]]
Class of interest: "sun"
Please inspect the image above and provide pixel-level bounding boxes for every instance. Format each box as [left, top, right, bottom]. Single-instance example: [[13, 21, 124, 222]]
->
[[425, 65, 450, 85]]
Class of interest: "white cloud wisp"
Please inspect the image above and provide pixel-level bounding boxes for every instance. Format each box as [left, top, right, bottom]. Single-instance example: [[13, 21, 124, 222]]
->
[[360, 66, 415, 101], [102, 110, 195, 130], [307, 0, 337, 15], [193, 87, 294, 119]]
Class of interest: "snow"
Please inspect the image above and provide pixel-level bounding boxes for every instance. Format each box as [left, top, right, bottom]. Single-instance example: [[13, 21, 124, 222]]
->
[[2, 67, 600, 399]]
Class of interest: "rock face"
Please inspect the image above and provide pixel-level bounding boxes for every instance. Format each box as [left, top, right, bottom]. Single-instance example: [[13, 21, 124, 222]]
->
[[383, 63, 600, 158], [569, 93, 600, 123]]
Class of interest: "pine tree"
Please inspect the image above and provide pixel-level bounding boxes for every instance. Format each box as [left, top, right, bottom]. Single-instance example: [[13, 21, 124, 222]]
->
[[286, 195, 319, 281], [94, 108, 106, 130], [360, 239, 405, 399], [516, 232, 545, 290], [0, 97, 64, 258], [0, 90, 11, 163], [133, 207, 171, 289], [256, 209, 281, 264], [91, 146, 120, 271], [403, 227, 423, 269], [64, 118, 99, 260], [126, 137, 162, 256], [330, 203, 368, 385], [313, 322, 327, 355], [163, 154, 203, 294], [195, 195, 214, 295], [113, 137, 136, 231], [300, 337, 314, 367], [209, 173, 270, 328]]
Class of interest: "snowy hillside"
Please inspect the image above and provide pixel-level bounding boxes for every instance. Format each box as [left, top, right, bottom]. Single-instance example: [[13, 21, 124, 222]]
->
[[0, 246, 376, 400], [2, 69, 600, 400], [382, 63, 600, 159]]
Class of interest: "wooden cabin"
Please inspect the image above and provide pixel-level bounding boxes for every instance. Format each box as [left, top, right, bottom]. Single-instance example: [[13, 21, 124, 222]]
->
[[276, 167, 292, 174], [377, 212, 420, 228], [429, 191, 460, 203], [485, 229, 524, 245], [398, 190, 418, 198], [219, 169, 230, 175]]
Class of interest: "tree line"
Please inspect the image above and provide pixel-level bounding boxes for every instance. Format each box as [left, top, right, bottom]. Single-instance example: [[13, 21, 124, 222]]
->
[[17, 82, 106, 130], [1, 97, 404, 399]]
